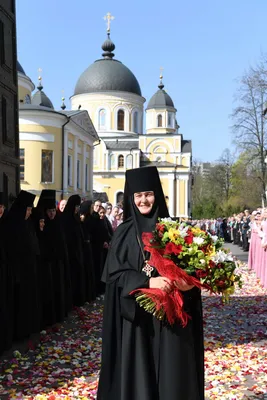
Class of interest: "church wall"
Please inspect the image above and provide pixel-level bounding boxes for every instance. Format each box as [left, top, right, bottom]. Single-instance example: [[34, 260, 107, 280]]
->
[[71, 91, 145, 135], [93, 175, 125, 205], [18, 86, 31, 104], [19, 123, 62, 198]]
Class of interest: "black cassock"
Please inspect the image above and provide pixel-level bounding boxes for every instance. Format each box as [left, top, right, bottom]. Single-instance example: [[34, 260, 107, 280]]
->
[[5, 213, 39, 340], [97, 218, 204, 400], [62, 196, 85, 307], [43, 216, 69, 321], [0, 210, 10, 354]]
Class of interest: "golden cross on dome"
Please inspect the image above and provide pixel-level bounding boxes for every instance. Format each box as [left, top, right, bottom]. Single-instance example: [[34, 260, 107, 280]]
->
[[38, 67, 42, 82], [104, 12, 115, 33], [160, 66, 164, 79]]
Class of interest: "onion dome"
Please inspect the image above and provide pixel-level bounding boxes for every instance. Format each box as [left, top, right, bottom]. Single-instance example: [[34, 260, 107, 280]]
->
[[74, 33, 142, 96], [147, 74, 175, 110]]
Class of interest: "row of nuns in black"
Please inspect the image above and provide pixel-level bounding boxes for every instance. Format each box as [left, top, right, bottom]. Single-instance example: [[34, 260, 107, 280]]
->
[[0, 189, 111, 355]]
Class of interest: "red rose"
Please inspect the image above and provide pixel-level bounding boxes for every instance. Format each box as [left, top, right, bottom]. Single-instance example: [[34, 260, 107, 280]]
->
[[184, 235, 193, 245], [209, 260, 216, 268], [164, 242, 183, 255], [196, 270, 208, 278]]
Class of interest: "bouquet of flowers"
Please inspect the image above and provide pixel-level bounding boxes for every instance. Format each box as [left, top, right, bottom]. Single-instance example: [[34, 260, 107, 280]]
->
[[131, 219, 242, 327]]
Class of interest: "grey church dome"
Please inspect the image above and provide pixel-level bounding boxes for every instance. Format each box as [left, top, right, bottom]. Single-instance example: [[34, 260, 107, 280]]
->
[[74, 34, 142, 97], [17, 60, 26, 75], [147, 77, 175, 110], [32, 83, 54, 109]]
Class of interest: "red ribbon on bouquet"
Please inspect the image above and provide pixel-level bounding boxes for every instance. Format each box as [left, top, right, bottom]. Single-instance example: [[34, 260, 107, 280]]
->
[[130, 232, 206, 326]]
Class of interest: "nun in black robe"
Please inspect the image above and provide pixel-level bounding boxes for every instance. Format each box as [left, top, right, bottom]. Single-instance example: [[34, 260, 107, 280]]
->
[[4, 190, 40, 340], [37, 190, 69, 321], [97, 167, 204, 400], [33, 206, 57, 328], [62, 195, 86, 306], [0, 192, 9, 354]]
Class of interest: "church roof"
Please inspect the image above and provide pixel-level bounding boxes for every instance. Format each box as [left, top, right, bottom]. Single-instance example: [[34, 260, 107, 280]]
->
[[147, 89, 175, 109], [104, 140, 139, 150], [17, 60, 26, 75], [141, 160, 186, 168], [181, 140, 192, 153], [146, 75, 175, 110], [31, 83, 54, 109], [74, 34, 142, 97]]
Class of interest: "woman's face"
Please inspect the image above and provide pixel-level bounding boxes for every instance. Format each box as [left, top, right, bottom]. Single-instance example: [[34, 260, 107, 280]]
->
[[25, 207, 32, 220], [134, 191, 155, 215], [59, 200, 67, 212], [99, 209, 106, 219], [112, 207, 119, 217], [46, 208, 56, 220], [0, 205, 5, 217], [106, 205, 112, 215], [39, 219, 45, 231], [74, 205, 80, 215]]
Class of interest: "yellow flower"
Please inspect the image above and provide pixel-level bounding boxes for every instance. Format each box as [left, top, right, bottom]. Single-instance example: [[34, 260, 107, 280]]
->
[[191, 227, 202, 235], [168, 228, 180, 242]]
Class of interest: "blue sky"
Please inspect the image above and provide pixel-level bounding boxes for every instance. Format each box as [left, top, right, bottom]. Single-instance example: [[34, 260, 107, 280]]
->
[[16, 0, 267, 161]]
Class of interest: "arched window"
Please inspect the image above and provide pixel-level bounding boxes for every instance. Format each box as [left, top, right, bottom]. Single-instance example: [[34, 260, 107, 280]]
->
[[168, 113, 172, 127], [118, 154, 124, 168], [126, 154, 133, 169], [157, 114, 163, 127], [117, 109, 125, 131], [133, 111, 138, 133], [24, 94, 31, 104], [99, 109, 106, 130], [110, 154, 115, 169]]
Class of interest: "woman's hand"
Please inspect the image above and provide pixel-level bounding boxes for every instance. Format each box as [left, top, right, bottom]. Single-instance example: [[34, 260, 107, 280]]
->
[[174, 279, 194, 292], [149, 277, 172, 293]]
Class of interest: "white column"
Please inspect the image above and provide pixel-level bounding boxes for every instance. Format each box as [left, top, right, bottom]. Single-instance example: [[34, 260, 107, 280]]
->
[[73, 136, 78, 191], [168, 174, 175, 217], [89, 146, 94, 195], [63, 131, 68, 196], [105, 152, 108, 171], [82, 143, 86, 194], [176, 176, 180, 217], [184, 178, 189, 218]]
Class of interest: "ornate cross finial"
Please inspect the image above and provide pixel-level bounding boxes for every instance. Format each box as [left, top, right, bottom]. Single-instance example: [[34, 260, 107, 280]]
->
[[37, 67, 43, 90], [160, 66, 164, 79], [38, 67, 42, 83], [61, 89, 66, 110], [103, 12, 115, 33]]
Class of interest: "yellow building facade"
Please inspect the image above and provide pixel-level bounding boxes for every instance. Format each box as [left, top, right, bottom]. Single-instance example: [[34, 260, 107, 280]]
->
[[70, 29, 192, 217], [17, 62, 99, 203]]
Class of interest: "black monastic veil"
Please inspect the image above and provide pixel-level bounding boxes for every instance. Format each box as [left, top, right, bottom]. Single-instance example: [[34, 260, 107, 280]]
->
[[97, 167, 204, 400]]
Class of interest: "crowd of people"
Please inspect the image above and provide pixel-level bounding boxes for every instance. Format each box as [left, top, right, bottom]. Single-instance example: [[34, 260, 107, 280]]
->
[[189, 209, 267, 289], [0, 189, 123, 356]]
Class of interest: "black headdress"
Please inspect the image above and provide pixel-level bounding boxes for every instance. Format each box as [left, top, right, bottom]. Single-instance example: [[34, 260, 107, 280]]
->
[[123, 166, 169, 236], [37, 189, 56, 210], [63, 195, 81, 216], [5, 190, 35, 230]]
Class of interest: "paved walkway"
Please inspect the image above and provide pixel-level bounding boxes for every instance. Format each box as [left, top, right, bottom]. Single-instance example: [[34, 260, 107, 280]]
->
[[0, 243, 266, 399]]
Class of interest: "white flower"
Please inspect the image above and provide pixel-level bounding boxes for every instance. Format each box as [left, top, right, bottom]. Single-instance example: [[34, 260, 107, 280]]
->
[[211, 250, 233, 263], [211, 235, 218, 242], [193, 237, 205, 245], [160, 217, 173, 223], [199, 259, 206, 265]]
